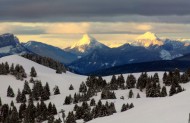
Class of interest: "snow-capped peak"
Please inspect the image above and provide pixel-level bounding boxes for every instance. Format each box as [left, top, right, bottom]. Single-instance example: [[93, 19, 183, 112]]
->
[[133, 32, 163, 47], [70, 34, 105, 53], [71, 34, 97, 49], [137, 32, 159, 40]]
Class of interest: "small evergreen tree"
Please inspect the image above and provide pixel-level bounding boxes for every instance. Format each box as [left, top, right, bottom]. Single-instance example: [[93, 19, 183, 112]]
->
[[54, 86, 60, 95], [136, 93, 140, 98], [23, 81, 31, 94], [69, 84, 74, 90], [44, 82, 51, 96], [79, 82, 87, 93], [128, 90, 134, 98], [129, 103, 134, 109], [30, 67, 37, 77], [90, 98, 96, 106], [7, 86, 15, 97], [117, 74, 125, 89], [169, 84, 176, 96], [9, 106, 19, 123], [65, 112, 76, 123], [126, 74, 136, 89], [160, 86, 167, 97], [121, 104, 127, 112]]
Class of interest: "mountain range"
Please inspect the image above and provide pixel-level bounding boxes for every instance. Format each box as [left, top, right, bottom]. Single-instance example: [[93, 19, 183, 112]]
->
[[0, 33, 30, 57], [1, 32, 190, 75]]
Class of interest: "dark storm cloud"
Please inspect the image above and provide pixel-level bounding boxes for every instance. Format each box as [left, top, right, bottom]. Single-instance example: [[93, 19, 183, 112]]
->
[[0, 0, 190, 22]]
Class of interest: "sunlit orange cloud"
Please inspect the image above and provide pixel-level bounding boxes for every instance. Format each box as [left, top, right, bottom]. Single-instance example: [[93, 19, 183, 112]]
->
[[136, 24, 152, 31], [17, 34, 77, 48], [46, 23, 90, 34]]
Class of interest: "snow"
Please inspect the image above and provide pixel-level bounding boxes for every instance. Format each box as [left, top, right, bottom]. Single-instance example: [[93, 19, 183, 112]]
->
[[134, 32, 163, 47], [0, 55, 190, 123], [137, 32, 159, 41], [0, 45, 13, 53], [160, 50, 172, 60], [70, 34, 103, 52]]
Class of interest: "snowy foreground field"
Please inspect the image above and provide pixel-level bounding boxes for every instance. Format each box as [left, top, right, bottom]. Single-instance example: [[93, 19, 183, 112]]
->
[[0, 55, 190, 123]]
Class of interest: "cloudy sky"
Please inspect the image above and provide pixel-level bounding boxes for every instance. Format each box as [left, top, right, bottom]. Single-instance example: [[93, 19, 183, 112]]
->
[[1, 0, 190, 48]]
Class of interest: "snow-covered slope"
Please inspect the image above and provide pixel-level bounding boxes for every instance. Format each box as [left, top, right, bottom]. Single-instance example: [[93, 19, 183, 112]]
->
[[89, 83, 190, 123], [0, 55, 87, 114], [0, 55, 190, 123]]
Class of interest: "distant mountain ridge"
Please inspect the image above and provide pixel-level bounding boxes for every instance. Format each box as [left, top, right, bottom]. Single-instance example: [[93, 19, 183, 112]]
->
[[1, 32, 190, 75], [68, 33, 190, 74], [0, 33, 30, 57], [89, 55, 190, 76], [22, 41, 78, 64]]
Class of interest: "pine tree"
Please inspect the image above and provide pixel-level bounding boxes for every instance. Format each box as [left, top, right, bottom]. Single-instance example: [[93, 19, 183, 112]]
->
[[23, 81, 31, 95], [52, 104, 57, 115], [56, 67, 62, 74], [64, 95, 72, 105], [169, 84, 176, 96], [30, 67, 37, 77], [128, 90, 134, 98], [48, 102, 53, 115], [109, 102, 116, 114], [110, 75, 118, 90], [176, 85, 183, 93], [136, 72, 148, 90], [47, 115, 54, 123], [79, 82, 87, 93], [180, 73, 189, 83], [83, 110, 93, 122], [4, 62, 10, 74], [19, 103, 26, 119], [7, 86, 15, 97], [126, 74, 136, 89], [44, 82, 51, 96], [121, 104, 127, 112], [136, 93, 140, 98], [23, 99, 36, 123], [9, 106, 19, 123], [29, 77, 34, 83], [90, 98, 96, 106], [117, 74, 125, 89], [69, 84, 74, 90], [129, 103, 134, 109], [10, 63, 14, 75], [160, 86, 167, 97], [54, 86, 60, 95], [66, 112, 76, 123], [41, 87, 50, 101], [0, 104, 9, 122]]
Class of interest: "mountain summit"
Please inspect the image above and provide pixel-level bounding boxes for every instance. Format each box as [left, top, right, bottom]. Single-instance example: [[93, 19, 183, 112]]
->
[[71, 34, 98, 49], [66, 34, 109, 56], [0, 33, 29, 56], [137, 32, 159, 40], [134, 32, 163, 47]]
